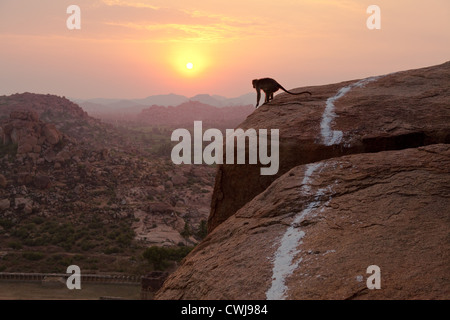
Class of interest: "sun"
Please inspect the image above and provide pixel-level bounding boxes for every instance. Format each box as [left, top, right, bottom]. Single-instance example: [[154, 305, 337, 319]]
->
[[186, 62, 194, 70]]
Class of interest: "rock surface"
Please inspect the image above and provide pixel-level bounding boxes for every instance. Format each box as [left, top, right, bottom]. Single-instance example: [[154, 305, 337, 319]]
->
[[208, 61, 450, 232], [156, 62, 450, 300], [156, 144, 450, 300]]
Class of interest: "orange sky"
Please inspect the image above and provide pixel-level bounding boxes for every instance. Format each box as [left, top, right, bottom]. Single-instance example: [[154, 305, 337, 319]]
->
[[0, 0, 449, 99]]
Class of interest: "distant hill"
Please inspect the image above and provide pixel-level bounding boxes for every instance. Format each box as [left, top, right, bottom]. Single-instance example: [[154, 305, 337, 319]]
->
[[0, 92, 90, 122], [72, 92, 257, 116], [137, 101, 255, 129], [0, 92, 127, 149]]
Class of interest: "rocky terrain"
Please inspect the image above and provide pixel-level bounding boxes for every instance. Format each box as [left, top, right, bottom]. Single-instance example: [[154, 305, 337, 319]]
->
[[0, 93, 216, 274], [156, 61, 450, 299]]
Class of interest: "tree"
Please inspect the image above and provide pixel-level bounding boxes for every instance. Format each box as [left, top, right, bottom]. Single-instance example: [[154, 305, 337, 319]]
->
[[197, 220, 208, 240], [142, 246, 169, 270], [181, 222, 191, 239]]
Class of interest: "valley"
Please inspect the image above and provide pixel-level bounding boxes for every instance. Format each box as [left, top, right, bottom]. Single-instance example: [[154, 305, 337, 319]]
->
[[0, 93, 252, 278]]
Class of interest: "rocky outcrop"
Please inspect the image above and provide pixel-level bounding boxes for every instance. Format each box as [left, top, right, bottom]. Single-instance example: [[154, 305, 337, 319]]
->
[[14, 197, 34, 215], [156, 62, 450, 300], [208, 61, 450, 232], [156, 144, 450, 300], [0, 93, 127, 150], [0, 93, 89, 121], [1, 111, 63, 156]]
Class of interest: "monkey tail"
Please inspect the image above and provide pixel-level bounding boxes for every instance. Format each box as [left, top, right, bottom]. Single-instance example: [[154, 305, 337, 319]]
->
[[292, 91, 312, 96], [278, 84, 312, 96]]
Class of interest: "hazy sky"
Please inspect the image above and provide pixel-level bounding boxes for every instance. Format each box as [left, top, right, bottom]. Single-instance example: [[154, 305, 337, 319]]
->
[[0, 0, 449, 99]]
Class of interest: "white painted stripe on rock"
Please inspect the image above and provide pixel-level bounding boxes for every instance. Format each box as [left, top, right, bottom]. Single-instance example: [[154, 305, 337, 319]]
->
[[320, 76, 381, 146], [266, 162, 328, 300]]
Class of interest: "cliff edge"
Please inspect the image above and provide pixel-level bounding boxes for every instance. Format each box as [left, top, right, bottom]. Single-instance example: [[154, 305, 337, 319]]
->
[[209, 61, 449, 232]]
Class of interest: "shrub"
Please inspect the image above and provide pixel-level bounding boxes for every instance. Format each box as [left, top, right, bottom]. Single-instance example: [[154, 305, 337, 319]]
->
[[22, 252, 44, 261], [104, 246, 121, 254], [142, 246, 169, 270], [116, 233, 132, 246], [80, 240, 96, 251], [12, 227, 29, 239], [142, 246, 194, 271], [197, 220, 208, 240], [0, 218, 13, 230], [31, 216, 45, 225], [180, 222, 191, 238], [49, 254, 63, 262], [166, 246, 193, 262], [0, 143, 17, 158], [88, 221, 103, 230], [8, 241, 22, 250], [154, 141, 172, 158], [107, 230, 120, 240], [42, 221, 59, 234]]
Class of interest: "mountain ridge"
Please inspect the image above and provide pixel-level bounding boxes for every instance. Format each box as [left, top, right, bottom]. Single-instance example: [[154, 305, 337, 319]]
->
[[72, 92, 256, 115]]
